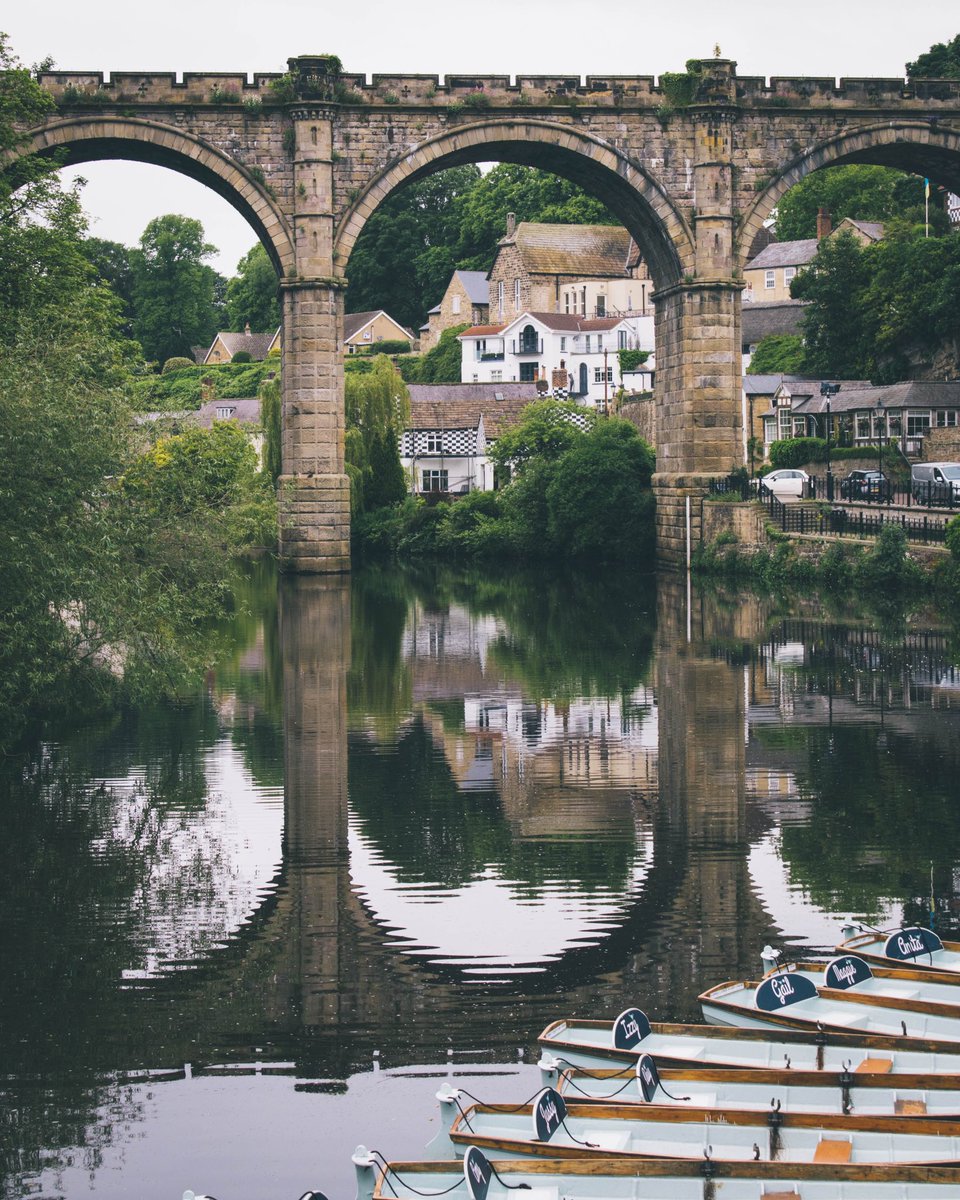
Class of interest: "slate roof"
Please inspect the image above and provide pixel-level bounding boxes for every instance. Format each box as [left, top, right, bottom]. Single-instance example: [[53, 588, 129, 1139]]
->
[[742, 301, 808, 344], [506, 222, 633, 277], [747, 238, 820, 271], [842, 219, 884, 242], [454, 270, 490, 305], [518, 312, 625, 333], [824, 380, 960, 413], [196, 397, 261, 427], [459, 323, 508, 337], [209, 329, 278, 361], [406, 383, 539, 440]]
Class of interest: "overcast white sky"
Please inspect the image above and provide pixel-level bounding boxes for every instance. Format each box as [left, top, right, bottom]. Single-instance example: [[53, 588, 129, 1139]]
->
[[6, 0, 960, 274]]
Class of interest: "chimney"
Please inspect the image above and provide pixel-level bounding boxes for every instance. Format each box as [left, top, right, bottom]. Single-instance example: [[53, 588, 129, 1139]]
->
[[816, 207, 832, 240], [201, 375, 216, 403], [505, 212, 516, 238], [535, 378, 549, 395], [244, 321, 251, 335], [551, 367, 568, 391]]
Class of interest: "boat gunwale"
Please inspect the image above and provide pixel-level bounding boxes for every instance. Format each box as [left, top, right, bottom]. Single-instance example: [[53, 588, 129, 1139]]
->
[[553, 1065, 960, 1092]]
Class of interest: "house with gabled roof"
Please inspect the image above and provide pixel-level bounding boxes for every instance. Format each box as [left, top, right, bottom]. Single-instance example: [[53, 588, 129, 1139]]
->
[[344, 309, 416, 354], [744, 210, 885, 303], [458, 309, 654, 409], [202, 325, 280, 365], [400, 382, 540, 494], [419, 270, 490, 351], [488, 216, 653, 325]]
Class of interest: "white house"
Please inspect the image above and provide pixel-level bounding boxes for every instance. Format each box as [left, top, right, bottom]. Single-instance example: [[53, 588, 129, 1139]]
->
[[458, 311, 654, 410], [400, 383, 540, 495]]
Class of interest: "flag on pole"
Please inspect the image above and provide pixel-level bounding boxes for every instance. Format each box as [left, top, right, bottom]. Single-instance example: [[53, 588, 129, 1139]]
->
[[925, 177, 931, 198]]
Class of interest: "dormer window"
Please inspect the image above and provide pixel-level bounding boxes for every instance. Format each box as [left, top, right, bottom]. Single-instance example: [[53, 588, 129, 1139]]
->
[[216, 406, 236, 419]]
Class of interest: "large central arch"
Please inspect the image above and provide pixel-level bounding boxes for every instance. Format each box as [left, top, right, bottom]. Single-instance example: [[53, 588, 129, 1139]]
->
[[334, 118, 694, 292]]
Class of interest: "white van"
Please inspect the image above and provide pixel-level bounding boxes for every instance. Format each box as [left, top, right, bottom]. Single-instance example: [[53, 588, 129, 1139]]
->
[[911, 462, 960, 504]]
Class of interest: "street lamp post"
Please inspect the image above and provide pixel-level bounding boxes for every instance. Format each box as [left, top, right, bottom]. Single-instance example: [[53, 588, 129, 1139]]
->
[[820, 382, 840, 501], [876, 399, 884, 479]]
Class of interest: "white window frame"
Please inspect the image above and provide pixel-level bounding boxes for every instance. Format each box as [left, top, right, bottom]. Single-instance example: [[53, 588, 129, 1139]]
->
[[765, 270, 775, 289], [427, 432, 443, 453], [514, 278, 521, 308], [452, 294, 461, 314], [497, 281, 504, 317]]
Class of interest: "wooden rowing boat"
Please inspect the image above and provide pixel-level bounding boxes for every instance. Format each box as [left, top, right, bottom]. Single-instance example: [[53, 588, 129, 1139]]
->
[[540, 1055, 960, 1119], [353, 1144, 960, 1200], [700, 956, 960, 1040], [538, 1010, 960, 1076], [837, 925, 960, 976], [433, 1086, 960, 1166]]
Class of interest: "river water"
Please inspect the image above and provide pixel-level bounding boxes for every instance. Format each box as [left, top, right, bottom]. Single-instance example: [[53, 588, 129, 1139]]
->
[[2, 561, 959, 1200]]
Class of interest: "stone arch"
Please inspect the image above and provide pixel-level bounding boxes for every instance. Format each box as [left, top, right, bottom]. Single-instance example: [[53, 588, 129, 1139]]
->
[[24, 115, 296, 276], [333, 118, 694, 292], [739, 120, 960, 268]]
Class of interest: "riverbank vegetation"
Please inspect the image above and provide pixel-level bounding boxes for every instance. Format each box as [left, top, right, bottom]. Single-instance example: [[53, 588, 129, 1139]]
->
[[355, 400, 656, 564], [0, 38, 276, 745]]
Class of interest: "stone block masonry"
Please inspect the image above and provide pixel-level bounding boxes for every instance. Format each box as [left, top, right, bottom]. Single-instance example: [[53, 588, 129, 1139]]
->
[[21, 57, 960, 570]]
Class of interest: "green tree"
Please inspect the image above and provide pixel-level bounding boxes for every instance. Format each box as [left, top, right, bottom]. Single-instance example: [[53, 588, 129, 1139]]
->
[[413, 322, 470, 383], [774, 165, 945, 241], [747, 333, 805, 375], [907, 34, 960, 78], [81, 236, 136, 330], [224, 242, 280, 332], [259, 374, 282, 484], [791, 231, 872, 378], [489, 398, 597, 475], [130, 214, 220, 362], [345, 355, 410, 513], [451, 163, 616, 271], [545, 420, 656, 561], [345, 166, 482, 330]]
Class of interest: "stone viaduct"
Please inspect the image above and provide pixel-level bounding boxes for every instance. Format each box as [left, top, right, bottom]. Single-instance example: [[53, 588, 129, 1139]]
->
[[22, 56, 960, 569]]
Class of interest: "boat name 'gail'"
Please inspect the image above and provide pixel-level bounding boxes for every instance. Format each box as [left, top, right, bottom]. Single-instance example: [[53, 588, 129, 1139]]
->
[[770, 975, 796, 1004]]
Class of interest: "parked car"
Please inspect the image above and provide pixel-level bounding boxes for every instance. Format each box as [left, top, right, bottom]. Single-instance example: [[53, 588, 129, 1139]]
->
[[911, 462, 960, 505], [760, 468, 810, 498], [839, 469, 892, 501]]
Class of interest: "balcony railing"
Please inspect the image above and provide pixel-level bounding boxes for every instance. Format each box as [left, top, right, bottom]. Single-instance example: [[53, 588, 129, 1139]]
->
[[512, 339, 543, 355], [478, 351, 505, 361]]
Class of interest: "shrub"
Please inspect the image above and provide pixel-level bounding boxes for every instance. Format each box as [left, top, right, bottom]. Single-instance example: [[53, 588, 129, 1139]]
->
[[162, 356, 197, 374], [231, 350, 254, 363], [856, 525, 923, 592], [617, 348, 649, 374], [946, 515, 960, 560], [769, 437, 828, 469], [362, 339, 410, 356]]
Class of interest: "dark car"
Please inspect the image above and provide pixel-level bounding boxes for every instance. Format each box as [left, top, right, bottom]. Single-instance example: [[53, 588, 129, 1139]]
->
[[839, 469, 892, 502]]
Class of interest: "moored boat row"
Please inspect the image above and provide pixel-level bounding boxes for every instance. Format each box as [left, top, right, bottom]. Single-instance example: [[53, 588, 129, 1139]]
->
[[352, 925, 960, 1200]]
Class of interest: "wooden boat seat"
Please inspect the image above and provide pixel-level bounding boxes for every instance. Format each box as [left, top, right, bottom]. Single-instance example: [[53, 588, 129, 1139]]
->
[[763, 1193, 800, 1200], [813, 1138, 852, 1163], [895, 1098, 928, 1115], [855, 1058, 893, 1074]]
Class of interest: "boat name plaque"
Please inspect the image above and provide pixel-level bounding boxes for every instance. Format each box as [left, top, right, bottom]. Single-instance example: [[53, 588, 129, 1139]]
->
[[464, 1147, 492, 1200], [884, 927, 943, 961], [824, 955, 872, 990], [533, 1087, 567, 1142], [612, 1007, 651, 1050], [755, 971, 818, 1011], [636, 1053, 660, 1101]]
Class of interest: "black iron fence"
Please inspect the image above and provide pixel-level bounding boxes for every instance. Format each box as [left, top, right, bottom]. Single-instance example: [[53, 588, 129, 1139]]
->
[[708, 475, 952, 545], [809, 474, 960, 510]]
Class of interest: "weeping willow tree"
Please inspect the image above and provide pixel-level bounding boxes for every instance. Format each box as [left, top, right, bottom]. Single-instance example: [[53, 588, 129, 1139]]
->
[[259, 374, 282, 484], [345, 355, 410, 513]]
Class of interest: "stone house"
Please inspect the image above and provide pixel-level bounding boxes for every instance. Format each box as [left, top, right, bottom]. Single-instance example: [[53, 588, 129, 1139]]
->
[[459, 310, 654, 410], [487, 217, 653, 325], [400, 382, 540, 494], [419, 270, 489, 352], [750, 377, 960, 460], [202, 325, 280, 365], [344, 309, 416, 354], [743, 212, 884, 303]]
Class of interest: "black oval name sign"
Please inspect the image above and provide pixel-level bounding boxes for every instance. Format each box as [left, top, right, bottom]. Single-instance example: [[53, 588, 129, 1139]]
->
[[636, 1053, 660, 1102], [754, 971, 818, 1011], [824, 955, 872, 990], [884, 926, 943, 961], [532, 1086, 566, 1142], [612, 1007, 651, 1050], [463, 1147, 492, 1200]]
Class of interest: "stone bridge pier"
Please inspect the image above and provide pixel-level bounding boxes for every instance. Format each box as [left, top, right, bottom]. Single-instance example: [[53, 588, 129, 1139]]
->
[[23, 55, 960, 571]]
